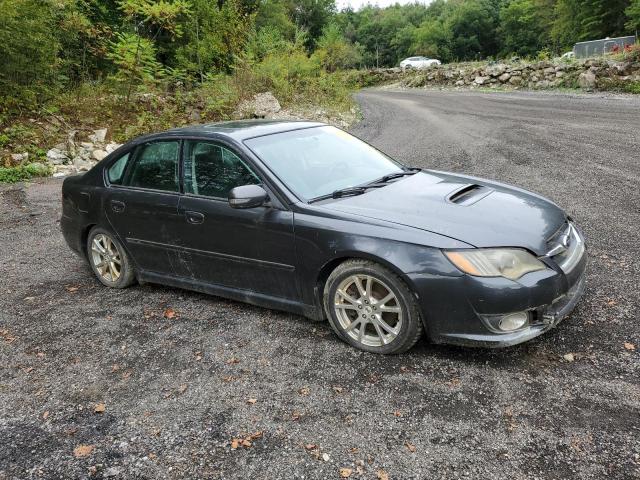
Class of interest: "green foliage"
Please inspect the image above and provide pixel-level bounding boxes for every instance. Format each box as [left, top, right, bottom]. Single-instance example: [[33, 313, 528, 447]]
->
[[313, 24, 362, 71], [627, 0, 640, 30], [106, 32, 164, 94], [0, 163, 51, 183]]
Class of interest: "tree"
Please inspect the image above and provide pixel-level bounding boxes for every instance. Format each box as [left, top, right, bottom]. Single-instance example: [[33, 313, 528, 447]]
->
[[626, 0, 640, 31], [290, 0, 336, 50], [500, 0, 549, 57], [313, 23, 362, 71]]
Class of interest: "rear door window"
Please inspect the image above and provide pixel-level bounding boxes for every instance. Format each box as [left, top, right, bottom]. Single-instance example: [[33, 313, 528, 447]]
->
[[124, 141, 180, 192]]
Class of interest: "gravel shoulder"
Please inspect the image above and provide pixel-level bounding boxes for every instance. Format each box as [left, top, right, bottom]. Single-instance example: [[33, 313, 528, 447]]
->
[[1, 89, 639, 479]]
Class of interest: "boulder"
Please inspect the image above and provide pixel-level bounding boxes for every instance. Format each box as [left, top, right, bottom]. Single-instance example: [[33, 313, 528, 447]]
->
[[235, 92, 281, 118], [46, 148, 68, 165], [92, 149, 108, 161], [89, 128, 108, 143], [474, 76, 489, 85], [498, 73, 511, 83], [509, 75, 522, 85], [486, 64, 507, 77], [578, 70, 597, 89]]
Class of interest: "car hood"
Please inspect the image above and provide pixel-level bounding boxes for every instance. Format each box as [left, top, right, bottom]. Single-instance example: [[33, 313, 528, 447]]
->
[[320, 170, 566, 255]]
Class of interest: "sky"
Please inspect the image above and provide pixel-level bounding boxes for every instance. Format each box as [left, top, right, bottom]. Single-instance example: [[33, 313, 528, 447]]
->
[[336, 0, 432, 11]]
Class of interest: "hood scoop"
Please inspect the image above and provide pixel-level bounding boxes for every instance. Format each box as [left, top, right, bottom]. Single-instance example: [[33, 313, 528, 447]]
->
[[446, 184, 493, 206]]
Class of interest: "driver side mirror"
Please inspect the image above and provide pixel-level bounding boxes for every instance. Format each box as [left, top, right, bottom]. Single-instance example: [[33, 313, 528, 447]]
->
[[228, 184, 269, 209]]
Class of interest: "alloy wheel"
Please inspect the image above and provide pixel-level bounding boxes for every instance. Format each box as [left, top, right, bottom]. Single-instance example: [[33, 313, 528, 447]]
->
[[333, 274, 403, 347], [90, 233, 122, 283]]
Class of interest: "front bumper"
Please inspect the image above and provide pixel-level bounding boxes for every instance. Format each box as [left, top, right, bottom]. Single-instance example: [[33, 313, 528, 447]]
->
[[408, 248, 587, 348]]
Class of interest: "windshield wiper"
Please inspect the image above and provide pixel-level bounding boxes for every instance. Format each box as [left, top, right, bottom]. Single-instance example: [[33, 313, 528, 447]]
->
[[309, 186, 372, 203], [377, 167, 422, 184]]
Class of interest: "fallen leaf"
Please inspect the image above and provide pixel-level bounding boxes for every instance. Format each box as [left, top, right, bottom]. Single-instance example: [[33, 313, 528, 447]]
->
[[248, 431, 263, 440], [65, 427, 78, 436], [606, 300, 617, 306], [304, 443, 317, 450], [563, 353, 575, 362], [73, 444, 95, 458], [349, 447, 359, 454], [332, 386, 344, 393], [291, 410, 302, 420], [195, 351, 203, 361], [247, 398, 257, 405], [226, 357, 240, 365], [178, 384, 188, 394], [230, 439, 240, 450], [405, 442, 416, 453], [222, 375, 235, 382], [399, 365, 410, 373], [122, 370, 132, 379], [241, 439, 252, 447], [624, 342, 636, 351], [298, 387, 310, 396], [356, 465, 365, 475], [111, 364, 120, 373], [339, 468, 353, 478], [42, 411, 49, 420], [94, 403, 105, 414], [23, 367, 33, 374], [36, 352, 45, 358], [65, 286, 79, 293], [393, 410, 402, 417], [376, 469, 389, 480], [163, 308, 178, 319], [0, 329, 16, 343]]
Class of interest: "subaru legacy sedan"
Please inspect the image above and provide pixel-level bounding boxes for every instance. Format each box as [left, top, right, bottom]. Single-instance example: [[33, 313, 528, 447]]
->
[[61, 120, 586, 354]]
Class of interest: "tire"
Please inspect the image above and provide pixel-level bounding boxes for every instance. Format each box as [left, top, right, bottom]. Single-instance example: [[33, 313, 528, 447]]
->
[[86, 226, 136, 289], [323, 259, 423, 354]]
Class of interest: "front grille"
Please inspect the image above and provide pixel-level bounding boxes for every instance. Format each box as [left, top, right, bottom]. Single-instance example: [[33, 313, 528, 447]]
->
[[546, 222, 585, 274]]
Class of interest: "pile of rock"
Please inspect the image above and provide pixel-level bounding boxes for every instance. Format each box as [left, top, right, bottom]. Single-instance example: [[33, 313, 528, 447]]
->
[[47, 128, 122, 177], [367, 57, 640, 91], [234, 92, 357, 129]]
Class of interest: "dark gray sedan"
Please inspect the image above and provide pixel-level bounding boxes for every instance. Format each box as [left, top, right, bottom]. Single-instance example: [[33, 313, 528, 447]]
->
[[61, 120, 587, 354]]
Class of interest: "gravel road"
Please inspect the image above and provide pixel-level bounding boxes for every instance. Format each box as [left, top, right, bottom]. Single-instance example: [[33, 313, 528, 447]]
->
[[1, 89, 639, 479]]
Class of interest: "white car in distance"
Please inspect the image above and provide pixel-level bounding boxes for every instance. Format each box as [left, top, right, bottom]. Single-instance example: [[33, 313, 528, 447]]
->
[[400, 56, 442, 69]]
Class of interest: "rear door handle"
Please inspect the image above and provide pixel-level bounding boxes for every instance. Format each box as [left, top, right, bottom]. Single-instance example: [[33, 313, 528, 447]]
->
[[110, 200, 125, 213], [185, 211, 204, 224]]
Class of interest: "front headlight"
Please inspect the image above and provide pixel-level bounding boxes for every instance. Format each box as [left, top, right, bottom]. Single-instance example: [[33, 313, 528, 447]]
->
[[444, 248, 546, 280]]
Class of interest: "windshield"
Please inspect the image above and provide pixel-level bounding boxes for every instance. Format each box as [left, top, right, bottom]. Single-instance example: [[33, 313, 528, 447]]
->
[[244, 126, 403, 201]]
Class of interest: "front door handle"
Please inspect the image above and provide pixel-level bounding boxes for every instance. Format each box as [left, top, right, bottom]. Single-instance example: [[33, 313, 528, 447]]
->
[[110, 200, 125, 213], [185, 211, 205, 224]]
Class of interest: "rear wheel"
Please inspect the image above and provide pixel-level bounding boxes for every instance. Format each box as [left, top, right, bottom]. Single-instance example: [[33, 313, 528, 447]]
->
[[323, 259, 423, 354], [87, 227, 136, 288]]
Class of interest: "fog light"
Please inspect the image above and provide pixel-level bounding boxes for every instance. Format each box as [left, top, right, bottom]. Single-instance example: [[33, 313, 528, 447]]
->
[[498, 312, 529, 332]]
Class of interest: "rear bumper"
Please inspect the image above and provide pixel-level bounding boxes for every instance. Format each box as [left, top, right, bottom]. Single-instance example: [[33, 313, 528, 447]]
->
[[60, 213, 83, 256], [408, 250, 587, 348]]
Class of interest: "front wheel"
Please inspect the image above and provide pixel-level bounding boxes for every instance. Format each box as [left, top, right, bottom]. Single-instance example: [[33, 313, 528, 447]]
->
[[323, 260, 423, 354], [87, 227, 136, 288]]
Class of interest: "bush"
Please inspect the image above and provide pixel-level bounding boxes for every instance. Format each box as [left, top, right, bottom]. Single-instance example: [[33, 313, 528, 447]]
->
[[0, 163, 50, 183]]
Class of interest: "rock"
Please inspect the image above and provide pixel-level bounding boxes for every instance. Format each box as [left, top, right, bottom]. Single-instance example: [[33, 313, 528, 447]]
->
[[555, 71, 565, 78], [455, 80, 465, 86], [498, 73, 511, 83], [89, 128, 108, 143], [578, 70, 597, 89], [46, 148, 68, 165], [73, 156, 93, 172], [486, 64, 507, 77], [67, 130, 77, 155], [235, 92, 281, 118], [53, 164, 76, 177], [80, 142, 94, 149], [105, 143, 122, 154], [92, 149, 108, 161], [188, 109, 202, 122], [563, 353, 575, 362], [104, 467, 121, 478], [474, 76, 489, 85], [509, 76, 522, 85], [11, 152, 29, 163], [543, 67, 555, 75]]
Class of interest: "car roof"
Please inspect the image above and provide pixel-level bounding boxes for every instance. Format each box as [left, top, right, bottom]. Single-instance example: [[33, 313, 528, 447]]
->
[[133, 119, 326, 144]]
